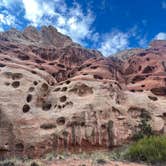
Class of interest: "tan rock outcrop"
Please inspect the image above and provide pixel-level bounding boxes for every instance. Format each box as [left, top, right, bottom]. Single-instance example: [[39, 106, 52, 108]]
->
[[0, 26, 166, 159]]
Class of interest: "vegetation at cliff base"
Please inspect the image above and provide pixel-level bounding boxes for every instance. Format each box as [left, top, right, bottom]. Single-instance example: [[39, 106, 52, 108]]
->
[[124, 135, 166, 163]]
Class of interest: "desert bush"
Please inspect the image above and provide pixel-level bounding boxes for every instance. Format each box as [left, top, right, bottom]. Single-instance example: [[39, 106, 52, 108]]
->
[[133, 111, 153, 140], [124, 136, 166, 163], [133, 118, 153, 140]]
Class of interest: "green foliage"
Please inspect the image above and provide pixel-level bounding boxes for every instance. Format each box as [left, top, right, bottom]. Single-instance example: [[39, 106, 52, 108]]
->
[[133, 118, 153, 140], [133, 111, 153, 140], [124, 136, 166, 163]]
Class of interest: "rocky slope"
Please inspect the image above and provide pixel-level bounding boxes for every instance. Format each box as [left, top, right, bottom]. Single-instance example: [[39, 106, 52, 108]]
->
[[0, 26, 166, 159]]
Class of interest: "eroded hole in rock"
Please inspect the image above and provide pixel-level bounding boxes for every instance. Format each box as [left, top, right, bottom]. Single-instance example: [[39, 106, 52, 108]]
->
[[56, 117, 65, 125], [69, 83, 93, 97], [42, 102, 52, 111], [137, 89, 143, 92], [67, 74, 71, 78], [0, 63, 6, 67], [41, 83, 49, 92], [141, 85, 145, 88], [26, 94, 33, 103], [91, 66, 98, 69], [12, 73, 23, 80], [65, 80, 71, 84], [59, 82, 63, 86], [15, 143, 24, 152], [61, 87, 67, 92], [78, 67, 82, 71], [93, 75, 103, 80], [29, 87, 35, 92], [49, 62, 55, 65], [151, 87, 166, 96], [39, 67, 45, 71], [31, 162, 40, 166], [132, 75, 146, 82], [40, 123, 56, 129], [101, 124, 107, 129], [130, 89, 135, 92], [148, 96, 158, 101], [4, 82, 10, 86], [60, 96, 67, 102], [22, 104, 30, 113], [33, 81, 38, 86], [4, 58, 11, 61], [58, 105, 62, 109], [86, 64, 91, 67], [163, 113, 166, 117], [3, 72, 13, 79], [12, 81, 20, 88], [31, 71, 37, 75], [146, 58, 150, 61], [35, 59, 45, 64], [54, 87, 61, 92], [139, 52, 146, 56], [138, 66, 142, 71], [143, 66, 155, 74], [57, 64, 65, 68], [18, 54, 30, 60]]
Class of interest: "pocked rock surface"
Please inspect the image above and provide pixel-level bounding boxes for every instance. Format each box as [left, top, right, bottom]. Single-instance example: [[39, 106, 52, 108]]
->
[[0, 26, 166, 158]]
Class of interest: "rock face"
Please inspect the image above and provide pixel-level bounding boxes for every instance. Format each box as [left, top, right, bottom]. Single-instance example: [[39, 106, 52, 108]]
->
[[0, 26, 166, 158], [114, 41, 166, 92]]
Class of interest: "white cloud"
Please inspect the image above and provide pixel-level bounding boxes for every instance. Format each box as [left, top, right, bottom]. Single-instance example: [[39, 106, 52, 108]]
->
[[0, 12, 16, 31], [162, 1, 166, 9], [0, 0, 12, 8], [21, 0, 94, 44], [0, 0, 94, 44], [155, 32, 166, 40], [0, 13, 15, 25], [22, 0, 53, 26], [57, 7, 94, 43], [98, 32, 129, 56], [139, 38, 148, 47], [0, 0, 21, 9]]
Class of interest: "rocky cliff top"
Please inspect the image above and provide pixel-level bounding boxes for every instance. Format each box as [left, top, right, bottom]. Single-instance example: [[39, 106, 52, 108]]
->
[[0, 25, 75, 48]]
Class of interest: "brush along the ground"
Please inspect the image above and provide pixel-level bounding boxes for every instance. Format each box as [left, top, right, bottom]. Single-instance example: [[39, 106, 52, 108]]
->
[[123, 135, 166, 163]]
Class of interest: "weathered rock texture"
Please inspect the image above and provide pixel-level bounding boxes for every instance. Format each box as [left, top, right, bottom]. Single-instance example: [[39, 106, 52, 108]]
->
[[0, 26, 166, 158]]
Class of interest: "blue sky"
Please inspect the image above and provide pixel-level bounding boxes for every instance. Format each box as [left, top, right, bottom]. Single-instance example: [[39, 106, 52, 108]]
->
[[0, 0, 166, 56]]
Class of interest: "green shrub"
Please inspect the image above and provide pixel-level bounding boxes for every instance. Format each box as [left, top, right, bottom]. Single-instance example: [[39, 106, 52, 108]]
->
[[124, 136, 166, 163], [132, 118, 153, 140], [133, 111, 153, 140]]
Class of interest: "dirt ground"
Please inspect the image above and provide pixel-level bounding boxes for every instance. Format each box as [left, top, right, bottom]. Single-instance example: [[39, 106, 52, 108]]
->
[[46, 158, 147, 166]]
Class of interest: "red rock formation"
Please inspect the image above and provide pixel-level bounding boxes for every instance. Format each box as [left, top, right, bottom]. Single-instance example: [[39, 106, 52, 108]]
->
[[0, 26, 166, 159]]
